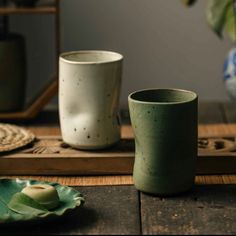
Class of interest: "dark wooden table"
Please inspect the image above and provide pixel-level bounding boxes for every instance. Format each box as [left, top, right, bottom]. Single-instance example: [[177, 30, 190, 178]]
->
[[1, 102, 236, 235]]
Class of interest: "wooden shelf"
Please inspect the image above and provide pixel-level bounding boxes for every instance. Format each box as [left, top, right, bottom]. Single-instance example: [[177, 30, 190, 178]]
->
[[0, 78, 58, 120], [0, 0, 60, 120], [0, 6, 57, 15]]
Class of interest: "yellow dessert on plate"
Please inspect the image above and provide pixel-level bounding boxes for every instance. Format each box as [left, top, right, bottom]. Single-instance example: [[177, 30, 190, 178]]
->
[[21, 184, 60, 210]]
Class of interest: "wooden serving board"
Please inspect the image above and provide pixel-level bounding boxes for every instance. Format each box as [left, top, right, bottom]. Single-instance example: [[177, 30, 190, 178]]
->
[[1, 134, 236, 175]]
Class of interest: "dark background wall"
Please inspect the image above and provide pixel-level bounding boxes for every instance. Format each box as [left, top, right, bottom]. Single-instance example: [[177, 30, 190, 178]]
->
[[9, 0, 233, 109]]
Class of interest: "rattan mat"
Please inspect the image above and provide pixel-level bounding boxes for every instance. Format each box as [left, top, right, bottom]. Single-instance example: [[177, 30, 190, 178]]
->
[[0, 123, 35, 152]]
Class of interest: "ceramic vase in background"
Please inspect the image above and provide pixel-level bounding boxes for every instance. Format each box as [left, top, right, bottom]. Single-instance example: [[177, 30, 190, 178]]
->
[[223, 47, 236, 100], [59, 50, 123, 150], [0, 33, 26, 112], [128, 88, 198, 196]]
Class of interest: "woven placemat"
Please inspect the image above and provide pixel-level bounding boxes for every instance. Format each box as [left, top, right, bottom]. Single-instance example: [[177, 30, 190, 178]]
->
[[0, 123, 35, 152]]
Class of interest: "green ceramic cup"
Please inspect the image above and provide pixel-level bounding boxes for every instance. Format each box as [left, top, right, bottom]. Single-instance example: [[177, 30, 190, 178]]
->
[[128, 88, 198, 196]]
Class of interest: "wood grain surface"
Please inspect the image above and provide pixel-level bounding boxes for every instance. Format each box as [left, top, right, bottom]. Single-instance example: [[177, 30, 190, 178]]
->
[[1, 102, 236, 235], [0, 186, 141, 235], [2, 103, 236, 184], [141, 185, 236, 234], [2, 131, 236, 175]]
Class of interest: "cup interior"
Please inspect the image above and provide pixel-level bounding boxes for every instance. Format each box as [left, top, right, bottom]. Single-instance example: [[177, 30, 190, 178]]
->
[[60, 50, 123, 64], [129, 89, 197, 104]]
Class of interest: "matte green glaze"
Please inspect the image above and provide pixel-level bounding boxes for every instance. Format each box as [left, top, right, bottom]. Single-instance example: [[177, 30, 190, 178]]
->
[[128, 88, 198, 196], [0, 34, 26, 112]]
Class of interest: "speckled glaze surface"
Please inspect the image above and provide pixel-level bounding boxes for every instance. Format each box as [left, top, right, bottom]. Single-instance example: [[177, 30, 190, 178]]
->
[[128, 88, 198, 196], [59, 50, 123, 150]]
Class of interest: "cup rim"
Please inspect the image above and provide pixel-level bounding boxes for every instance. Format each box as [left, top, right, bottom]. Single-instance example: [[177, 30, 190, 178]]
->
[[128, 88, 198, 105], [59, 50, 123, 64]]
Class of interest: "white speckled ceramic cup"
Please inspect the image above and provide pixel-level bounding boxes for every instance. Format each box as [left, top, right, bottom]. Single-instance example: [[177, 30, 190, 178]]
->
[[59, 50, 123, 150]]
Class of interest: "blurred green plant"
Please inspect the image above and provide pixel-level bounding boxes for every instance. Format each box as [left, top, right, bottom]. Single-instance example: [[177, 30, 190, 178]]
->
[[181, 0, 236, 42]]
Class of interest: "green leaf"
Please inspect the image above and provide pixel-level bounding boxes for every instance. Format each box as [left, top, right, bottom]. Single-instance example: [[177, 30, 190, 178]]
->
[[8, 192, 49, 216], [181, 0, 197, 7], [0, 179, 84, 223], [206, 0, 232, 37], [0, 196, 10, 216], [225, 1, 236, 43]]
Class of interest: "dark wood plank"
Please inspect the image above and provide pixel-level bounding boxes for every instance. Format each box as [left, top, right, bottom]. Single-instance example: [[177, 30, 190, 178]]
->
[[141, 185, 236, 235], [198, 102, 225, 124], [222, 102, 236, 123], [0, 186, 141, 235]]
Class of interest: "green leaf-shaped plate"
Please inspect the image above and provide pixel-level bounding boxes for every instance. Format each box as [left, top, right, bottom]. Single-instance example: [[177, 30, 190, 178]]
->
[[0, 178, 84, 224]]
